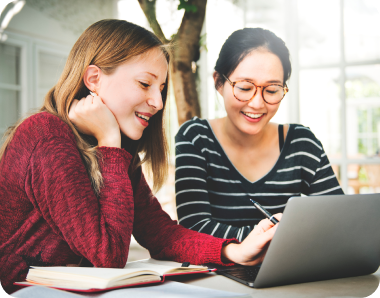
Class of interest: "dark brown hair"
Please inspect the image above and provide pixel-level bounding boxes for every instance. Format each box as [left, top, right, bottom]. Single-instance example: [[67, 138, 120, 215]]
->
[[214, 28, 292, 89]]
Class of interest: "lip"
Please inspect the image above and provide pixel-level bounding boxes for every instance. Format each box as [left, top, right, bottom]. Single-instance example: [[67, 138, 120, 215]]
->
[[136, 114, 149, 127], [241, 111, 265, 123], [136, 111, 153, 117]]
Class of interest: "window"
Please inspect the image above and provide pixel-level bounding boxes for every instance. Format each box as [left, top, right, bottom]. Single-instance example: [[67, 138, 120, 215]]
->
[[0, 43, 21, 137], [204, 0, 380, 194], [0, 34, 69, 143]]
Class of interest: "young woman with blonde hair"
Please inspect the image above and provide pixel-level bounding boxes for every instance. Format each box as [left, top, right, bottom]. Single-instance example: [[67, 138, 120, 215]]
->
[[0, 20, 280, 294]]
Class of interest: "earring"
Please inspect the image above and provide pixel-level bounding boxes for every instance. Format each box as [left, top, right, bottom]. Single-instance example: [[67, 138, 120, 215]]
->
[[89, 90, 97, 97]]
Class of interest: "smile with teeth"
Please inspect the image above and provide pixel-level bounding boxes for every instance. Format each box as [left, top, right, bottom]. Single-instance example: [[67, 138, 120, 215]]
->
[[135, 112, 150, 122], [241, 111, 264, 119]]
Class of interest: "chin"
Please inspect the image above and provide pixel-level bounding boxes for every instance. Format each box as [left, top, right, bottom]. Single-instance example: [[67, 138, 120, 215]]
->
[[125, 132, 143, 141], [239, 124, 262, 136], [121, 128, 144, 141]]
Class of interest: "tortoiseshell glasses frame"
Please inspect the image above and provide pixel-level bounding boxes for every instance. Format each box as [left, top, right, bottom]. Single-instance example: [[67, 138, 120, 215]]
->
[[222, 74, 289, 105]]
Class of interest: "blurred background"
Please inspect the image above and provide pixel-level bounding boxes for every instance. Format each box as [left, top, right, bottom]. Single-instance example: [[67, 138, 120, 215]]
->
[[1, 0, 380, 260]]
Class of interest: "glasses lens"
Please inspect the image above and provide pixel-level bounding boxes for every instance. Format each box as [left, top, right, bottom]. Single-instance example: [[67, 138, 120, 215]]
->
[[263, 85, 285, 104], [234, 81, 256, 101]]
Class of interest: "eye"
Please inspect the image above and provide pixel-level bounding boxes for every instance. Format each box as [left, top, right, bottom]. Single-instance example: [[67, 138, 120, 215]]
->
[[265, 86, 281, 94], [139, 81, 150, 88], [235, 82, 254, 92]]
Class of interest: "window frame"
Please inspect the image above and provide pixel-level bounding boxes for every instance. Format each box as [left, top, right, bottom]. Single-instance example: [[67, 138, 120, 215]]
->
[[0, 36, 28, 136], [293, 0, 380, 193]]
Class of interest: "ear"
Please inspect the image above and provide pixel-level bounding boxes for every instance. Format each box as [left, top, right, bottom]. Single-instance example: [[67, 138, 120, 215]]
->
[[213, 71, 224, 97], [83, 65, 101, 93]]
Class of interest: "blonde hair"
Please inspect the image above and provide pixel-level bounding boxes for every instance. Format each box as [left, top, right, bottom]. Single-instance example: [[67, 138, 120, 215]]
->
[[0, 19, 169, 194]]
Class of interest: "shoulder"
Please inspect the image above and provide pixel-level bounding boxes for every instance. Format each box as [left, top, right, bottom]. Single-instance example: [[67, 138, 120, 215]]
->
[[175, 117, 211, 140], [18, 112, 75, 143], [287, 123, 324, 152], [289, 124, 320, 140]]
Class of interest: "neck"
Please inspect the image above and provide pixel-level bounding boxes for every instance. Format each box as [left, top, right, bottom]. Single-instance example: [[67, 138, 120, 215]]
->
[[221, 117, 270, 149]]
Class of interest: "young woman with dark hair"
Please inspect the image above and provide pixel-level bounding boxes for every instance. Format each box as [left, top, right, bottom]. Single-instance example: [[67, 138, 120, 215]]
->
[[175, 28, 343, 241], [0, 21, 279, 294]]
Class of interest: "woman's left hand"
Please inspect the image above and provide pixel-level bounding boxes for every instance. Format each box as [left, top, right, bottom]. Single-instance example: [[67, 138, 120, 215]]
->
[[69, 94, 121, 148]]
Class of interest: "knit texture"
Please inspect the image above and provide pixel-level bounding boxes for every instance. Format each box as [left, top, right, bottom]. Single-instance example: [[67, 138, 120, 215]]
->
[[0, 112, 236, 294]]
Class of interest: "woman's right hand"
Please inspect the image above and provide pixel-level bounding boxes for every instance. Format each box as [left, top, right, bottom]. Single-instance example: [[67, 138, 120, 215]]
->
[[221, 213, 282, 266], [69, 94, 121, 148]]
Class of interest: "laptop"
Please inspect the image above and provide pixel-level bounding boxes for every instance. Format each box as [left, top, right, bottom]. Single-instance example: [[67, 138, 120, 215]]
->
[[209, 193, 380, 288]]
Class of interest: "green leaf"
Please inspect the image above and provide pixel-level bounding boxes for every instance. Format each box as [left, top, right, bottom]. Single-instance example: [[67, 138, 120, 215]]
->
[[177, 0, 198, 13]]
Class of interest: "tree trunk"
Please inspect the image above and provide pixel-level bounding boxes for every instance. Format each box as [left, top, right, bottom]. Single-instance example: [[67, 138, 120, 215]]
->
[[138, 0, 207, 126], [171, 0, 206, 125]]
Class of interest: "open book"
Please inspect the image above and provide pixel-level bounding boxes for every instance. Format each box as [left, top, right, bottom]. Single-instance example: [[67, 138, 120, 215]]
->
[[15, 259, 214, 293]]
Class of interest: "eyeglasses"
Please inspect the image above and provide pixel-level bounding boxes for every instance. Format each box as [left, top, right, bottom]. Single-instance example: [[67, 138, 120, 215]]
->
[[222, 74, 289, 105]]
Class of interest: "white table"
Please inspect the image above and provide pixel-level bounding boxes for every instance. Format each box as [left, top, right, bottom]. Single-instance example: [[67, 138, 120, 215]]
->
[[167, 267, 380, 298]]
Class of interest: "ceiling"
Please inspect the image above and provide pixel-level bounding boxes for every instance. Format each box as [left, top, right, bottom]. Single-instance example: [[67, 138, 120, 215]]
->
[[26, 0, 114, 36]]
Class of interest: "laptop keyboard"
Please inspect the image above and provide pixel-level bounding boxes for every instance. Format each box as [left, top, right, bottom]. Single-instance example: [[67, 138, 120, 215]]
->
[[221, 266, 261, 282]]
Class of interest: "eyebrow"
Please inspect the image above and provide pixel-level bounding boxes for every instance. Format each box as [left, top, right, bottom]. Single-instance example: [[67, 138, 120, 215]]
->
[[235, 77, 283, 84], [145, 72, 157, 79], [143, 72, 166, 85]]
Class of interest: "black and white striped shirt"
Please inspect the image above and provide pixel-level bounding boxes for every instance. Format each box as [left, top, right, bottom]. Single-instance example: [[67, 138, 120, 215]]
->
[[175, 117, 344, 241]]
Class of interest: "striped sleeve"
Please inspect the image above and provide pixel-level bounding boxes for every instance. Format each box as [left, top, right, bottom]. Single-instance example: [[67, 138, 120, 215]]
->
[[175, 124, 247, 240]]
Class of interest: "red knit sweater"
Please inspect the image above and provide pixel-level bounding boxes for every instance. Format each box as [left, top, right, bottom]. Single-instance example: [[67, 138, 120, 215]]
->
[[0, 112, 236, 294]]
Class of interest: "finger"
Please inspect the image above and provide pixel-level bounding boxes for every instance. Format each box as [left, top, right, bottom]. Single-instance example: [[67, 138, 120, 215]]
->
[[92, 95, 104, 106], [76, 97, 86, 111], [273, 213, 282, 221], [254, 224, 278, 247], [247, 245, 269, 266], [68, 99, 79, 120], [84, 94, 93, 106], [253, 218, 274, 234], [251, 219, 277, 238]]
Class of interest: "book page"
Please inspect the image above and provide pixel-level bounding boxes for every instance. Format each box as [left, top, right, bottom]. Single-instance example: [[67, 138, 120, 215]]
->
[[28, 267, 160, 288], [124, 259, 209, 275], [17, 275, 161, 291]]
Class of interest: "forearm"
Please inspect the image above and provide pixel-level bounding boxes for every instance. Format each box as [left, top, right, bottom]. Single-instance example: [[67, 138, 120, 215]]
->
[[133, 176, 238, 266]]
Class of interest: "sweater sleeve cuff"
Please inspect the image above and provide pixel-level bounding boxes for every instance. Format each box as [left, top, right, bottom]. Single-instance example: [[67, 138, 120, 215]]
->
[[97, 147, 132, 174], [204, 238, 240, 266]]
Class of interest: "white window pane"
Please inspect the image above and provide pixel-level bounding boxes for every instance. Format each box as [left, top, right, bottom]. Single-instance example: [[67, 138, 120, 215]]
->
[[346, 64, 380, 159], [298, 0, 340, 67], [206, 0, 245, 73], [300, 68, 341, 158], [0, 44, 20, 85], [0, 89, 19, 135], [245, 0, 287, 42], [344, 0, 380, 62]]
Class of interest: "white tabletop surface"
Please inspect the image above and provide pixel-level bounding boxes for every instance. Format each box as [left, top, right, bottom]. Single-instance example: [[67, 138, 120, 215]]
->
[[167, 267, 380, 298]]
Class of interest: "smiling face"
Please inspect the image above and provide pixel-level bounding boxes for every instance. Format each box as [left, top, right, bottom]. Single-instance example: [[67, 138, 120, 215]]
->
[[96, 47, 168, 140], [217, 49, 284, 136]]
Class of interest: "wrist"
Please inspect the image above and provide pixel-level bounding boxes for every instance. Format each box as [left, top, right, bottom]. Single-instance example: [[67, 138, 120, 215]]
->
[[221, 243, 241, 264], [98, 133, 121, 148]]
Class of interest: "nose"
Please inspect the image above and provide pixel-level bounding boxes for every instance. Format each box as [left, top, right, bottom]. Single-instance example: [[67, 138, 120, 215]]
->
[[147, 88, 164, 111], [247, 87, 266, 109]]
